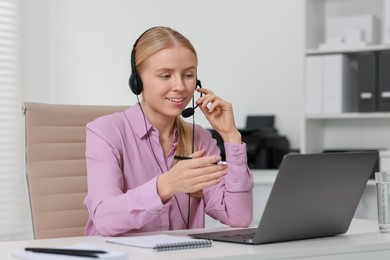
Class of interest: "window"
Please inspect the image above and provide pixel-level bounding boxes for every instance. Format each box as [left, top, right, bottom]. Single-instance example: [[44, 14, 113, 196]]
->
[[0, 0, 32, 241]]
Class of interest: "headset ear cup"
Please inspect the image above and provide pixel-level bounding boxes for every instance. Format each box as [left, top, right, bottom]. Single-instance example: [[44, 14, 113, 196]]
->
[[129, 74, 142, 95]]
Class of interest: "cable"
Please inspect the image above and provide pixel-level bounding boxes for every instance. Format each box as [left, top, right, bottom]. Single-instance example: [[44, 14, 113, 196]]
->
[[187, 96, 196, 228]]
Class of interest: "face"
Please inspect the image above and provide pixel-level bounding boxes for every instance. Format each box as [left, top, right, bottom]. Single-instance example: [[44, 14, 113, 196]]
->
[[139, 46, 198, 121]]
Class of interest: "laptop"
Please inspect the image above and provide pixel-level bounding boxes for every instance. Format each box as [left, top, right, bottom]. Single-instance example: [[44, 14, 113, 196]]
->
[[189, 152, 378, 244]]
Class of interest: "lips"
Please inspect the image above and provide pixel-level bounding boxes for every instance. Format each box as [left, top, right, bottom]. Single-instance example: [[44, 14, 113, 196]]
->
[[166, 98, 185, 103]]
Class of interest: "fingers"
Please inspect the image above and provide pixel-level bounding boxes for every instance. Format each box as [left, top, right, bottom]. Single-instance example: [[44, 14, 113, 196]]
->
[[194, 88, 239, 141], [185, 165, 227, 193], [181, 150, 221, 167], [196, 88, 227, 113], [162, 150, 227, 201], [172, 152, 227, 194], [188, 176, 223, 193], [185, 158, 228, 183], [189, 150, 206, 159]]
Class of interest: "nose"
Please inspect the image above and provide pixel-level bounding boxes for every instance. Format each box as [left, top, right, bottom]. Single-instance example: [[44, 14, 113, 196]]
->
[[172, 75, 186, 91]]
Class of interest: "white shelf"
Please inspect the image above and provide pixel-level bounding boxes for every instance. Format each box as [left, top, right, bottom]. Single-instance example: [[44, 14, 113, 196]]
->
[[302, 0, 390, 156], [306, 44, 390, 55], [305, 112, 390, 120]]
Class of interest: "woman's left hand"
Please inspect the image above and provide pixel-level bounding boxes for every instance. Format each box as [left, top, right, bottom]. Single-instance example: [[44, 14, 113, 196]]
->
[[196, 88, 242, 144]]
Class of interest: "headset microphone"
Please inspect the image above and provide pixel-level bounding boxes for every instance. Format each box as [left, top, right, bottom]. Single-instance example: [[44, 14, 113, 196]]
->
[[181, 106, 198, 118], [181, 79, 202, 118]]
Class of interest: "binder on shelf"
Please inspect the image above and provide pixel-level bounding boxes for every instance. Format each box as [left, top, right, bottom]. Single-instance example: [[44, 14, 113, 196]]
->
[[378, 51, 390, 112], [305, 56, 323, 113], [357, 52, 377, 112], [323, 54, 353, 113]]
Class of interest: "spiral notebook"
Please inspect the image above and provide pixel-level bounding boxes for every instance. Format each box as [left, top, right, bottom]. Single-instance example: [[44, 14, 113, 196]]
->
[[106, 234, 212, 251]]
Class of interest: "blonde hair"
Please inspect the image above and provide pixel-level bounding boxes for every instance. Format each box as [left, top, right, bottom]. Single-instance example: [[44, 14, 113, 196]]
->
[[134, 27, 198, 158]]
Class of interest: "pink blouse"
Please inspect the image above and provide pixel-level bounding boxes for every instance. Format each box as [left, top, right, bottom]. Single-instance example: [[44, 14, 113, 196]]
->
[[83, 104, 254, 236]]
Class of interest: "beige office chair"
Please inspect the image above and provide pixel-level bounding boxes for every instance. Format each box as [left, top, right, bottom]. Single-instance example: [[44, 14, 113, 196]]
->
[[23, 102, 127, 239]]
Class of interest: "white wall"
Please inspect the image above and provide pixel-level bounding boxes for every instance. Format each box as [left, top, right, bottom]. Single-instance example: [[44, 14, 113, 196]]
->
[[25, 0, 304, 149]]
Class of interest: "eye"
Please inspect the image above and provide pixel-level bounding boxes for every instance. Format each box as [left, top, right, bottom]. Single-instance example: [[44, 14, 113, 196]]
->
[[159, 74, 171, 80], [183, 73, 195, 79]]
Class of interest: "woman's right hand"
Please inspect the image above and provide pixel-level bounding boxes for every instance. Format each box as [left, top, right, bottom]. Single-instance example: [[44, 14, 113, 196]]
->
[[157, 150, 228, 203]]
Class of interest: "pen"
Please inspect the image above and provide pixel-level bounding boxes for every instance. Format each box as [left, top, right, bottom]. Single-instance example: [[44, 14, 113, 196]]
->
[[25, 248, 107, 258], [174, 155, 192, 160], [174, 155, 227, 165]]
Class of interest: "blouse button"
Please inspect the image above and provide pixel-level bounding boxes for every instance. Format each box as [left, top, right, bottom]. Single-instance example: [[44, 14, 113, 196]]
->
[[233, 147, 239, 153], [233, 155, 239, 160]]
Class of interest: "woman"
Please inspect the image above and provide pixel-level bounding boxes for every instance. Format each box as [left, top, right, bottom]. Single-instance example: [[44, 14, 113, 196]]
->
[[84, 26, 253, 236]]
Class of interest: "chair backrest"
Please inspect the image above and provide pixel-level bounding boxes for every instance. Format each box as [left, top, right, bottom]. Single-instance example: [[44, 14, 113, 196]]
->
[[23, 102, 127, 239]]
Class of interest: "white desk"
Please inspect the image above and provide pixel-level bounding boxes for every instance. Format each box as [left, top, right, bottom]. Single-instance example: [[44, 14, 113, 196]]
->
[[1, 219, 390, 260]]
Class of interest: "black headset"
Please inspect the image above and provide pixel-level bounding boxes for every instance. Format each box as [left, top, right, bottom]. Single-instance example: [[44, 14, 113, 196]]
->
[[128, 34, 144, 95], [129, 27, 202, 119]]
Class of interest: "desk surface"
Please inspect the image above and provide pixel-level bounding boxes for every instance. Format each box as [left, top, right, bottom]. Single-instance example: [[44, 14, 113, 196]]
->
[[1, 219, 390, 260]]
